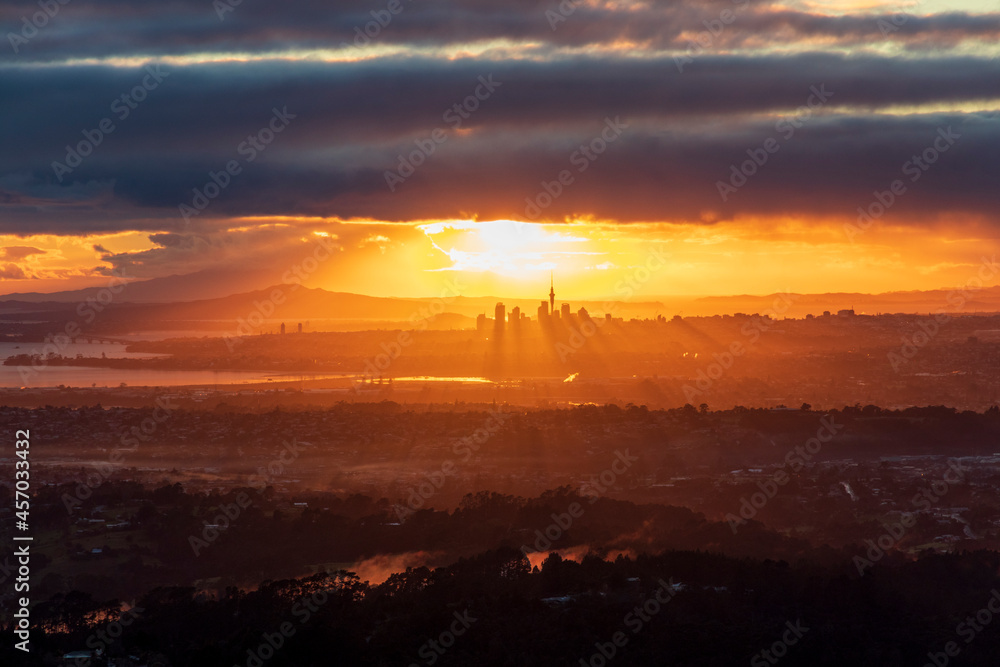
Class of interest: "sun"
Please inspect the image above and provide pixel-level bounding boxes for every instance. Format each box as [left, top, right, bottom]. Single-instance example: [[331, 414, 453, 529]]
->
[[417, 219, 597, 277]]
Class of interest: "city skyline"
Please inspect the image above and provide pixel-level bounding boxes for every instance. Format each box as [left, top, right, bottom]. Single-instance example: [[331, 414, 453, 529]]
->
[[5, 2, 1000, 662]]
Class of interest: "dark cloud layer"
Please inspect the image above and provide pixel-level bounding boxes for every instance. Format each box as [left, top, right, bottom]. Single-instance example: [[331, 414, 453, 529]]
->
[[2, 0, 999, 62], [5, 54, 1000, 154], [1, 52, 998, 232], [1, 1, 998, 239]]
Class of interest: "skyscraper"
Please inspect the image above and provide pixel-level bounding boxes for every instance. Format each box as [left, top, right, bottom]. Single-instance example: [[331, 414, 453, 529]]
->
[[549, 272, 555, 315]]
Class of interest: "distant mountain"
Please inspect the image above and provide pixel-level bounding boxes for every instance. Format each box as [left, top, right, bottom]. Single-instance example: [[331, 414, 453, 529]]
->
[[107, 286, 665, 323], [4, 269, 1000, 322], [687, 286, 1000, 317], [0, 274, 668, 321], [0, 268, 278, 304]]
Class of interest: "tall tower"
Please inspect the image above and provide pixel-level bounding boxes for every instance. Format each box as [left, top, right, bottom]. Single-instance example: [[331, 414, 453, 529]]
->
[[549, 272, 555, 315]]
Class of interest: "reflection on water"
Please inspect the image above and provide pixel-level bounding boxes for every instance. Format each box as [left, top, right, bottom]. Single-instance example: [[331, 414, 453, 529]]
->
[[0, 341, 354, 387], [0, 366, 352, 389], [390, 376, 492, 383], [1, 341, 499, 388]]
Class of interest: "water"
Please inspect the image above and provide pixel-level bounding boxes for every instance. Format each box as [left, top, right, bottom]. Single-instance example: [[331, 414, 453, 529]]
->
[[0, 341, 351, 388], [382, 376, 492, 383], [0, 365, 358, 389], [0, 341, 499, 388]]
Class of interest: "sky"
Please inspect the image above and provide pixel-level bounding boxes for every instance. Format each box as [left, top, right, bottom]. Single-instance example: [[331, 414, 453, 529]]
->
[[1, 0, 999, 300]]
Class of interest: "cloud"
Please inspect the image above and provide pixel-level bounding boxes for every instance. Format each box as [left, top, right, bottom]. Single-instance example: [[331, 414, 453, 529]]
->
[[0, 263, 28, 279], [0, 54, 997, 233], [3, 1, 999, 62], [2, 0, 998, 291], [0, 246, 46, 261], [75, 220, 350, 283]]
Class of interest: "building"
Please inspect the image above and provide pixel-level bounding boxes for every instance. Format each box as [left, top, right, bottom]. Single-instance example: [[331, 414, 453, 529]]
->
[[280, 323, 285, 334], [561, 303, 571, 319], [494, 303, 506, 334], [538, 301, 549, 322], [476, 313, 487, 332], [510, 306, 520, 330]]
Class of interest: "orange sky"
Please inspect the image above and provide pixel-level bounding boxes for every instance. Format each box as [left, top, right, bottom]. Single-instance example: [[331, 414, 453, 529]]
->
[[2, 0, 999, 301], [3, 216, 997, 300]]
